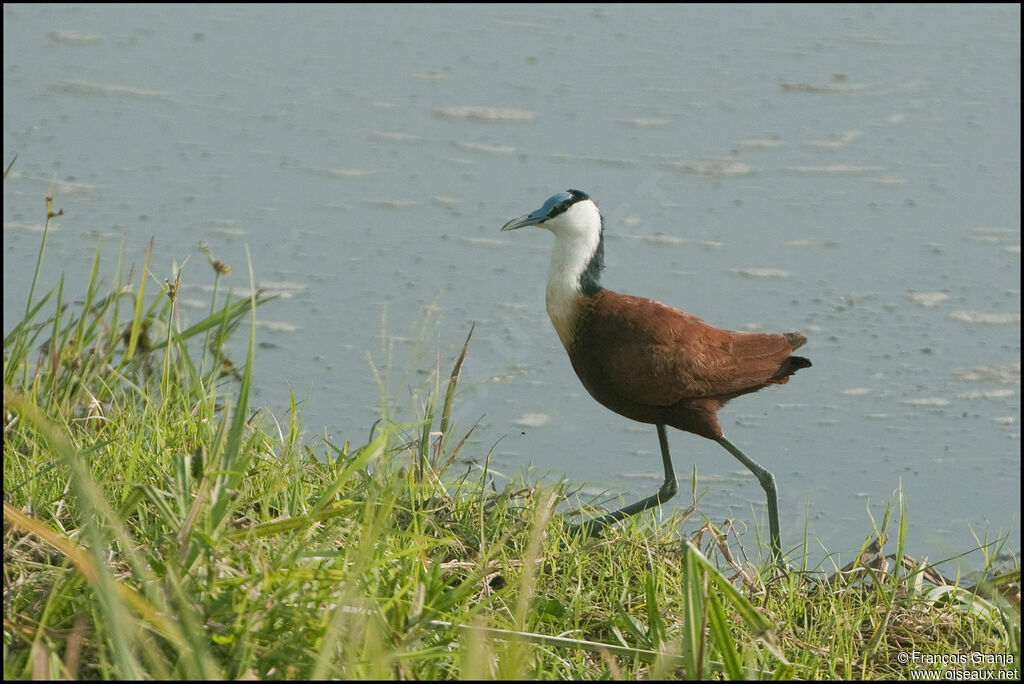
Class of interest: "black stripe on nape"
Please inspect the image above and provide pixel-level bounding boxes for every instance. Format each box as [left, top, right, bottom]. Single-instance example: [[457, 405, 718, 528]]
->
[[579, 209, 604, 296]]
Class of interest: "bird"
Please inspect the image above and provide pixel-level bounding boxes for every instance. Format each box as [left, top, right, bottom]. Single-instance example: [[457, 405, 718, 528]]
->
[[501, 189, 811, 560]]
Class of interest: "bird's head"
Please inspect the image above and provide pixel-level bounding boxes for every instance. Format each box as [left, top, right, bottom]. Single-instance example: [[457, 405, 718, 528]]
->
[[500, 189, 602, 242], [501, 189, 605, 297]]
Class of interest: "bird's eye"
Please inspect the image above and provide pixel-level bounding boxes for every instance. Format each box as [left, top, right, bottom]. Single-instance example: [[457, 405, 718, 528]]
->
[[549, 198, 575, 217]]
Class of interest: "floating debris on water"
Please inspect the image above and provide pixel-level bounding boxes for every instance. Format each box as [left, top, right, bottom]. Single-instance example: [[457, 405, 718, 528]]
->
[[259, 281, 307, 298], [514, 413, 549, 428], [432, 196, 460, 208], [903, 397, 950, 407], [953, 362, 1020, 384], [786, 240, 837, 249], [734, 268, 791, 278], [413, 70, 451, 83], [958, 389, 1015, 400], [909, 291, 949, 307], [622, 471, 666, 481], [51, 79, 173, 102], [177, 298, 207, 311], [437, 106, 537, 122], [679, 160, 754, 177], [371, 131, 427, 143], [626, 118, 670, 128], [461, 237, 508, 248], [256, 320, 299, 333], [366, 199, 418, 210], [638, 233, 683, 246], [949, 310, 1020, 325], [970, 227, 1015, 240], [211, 220, 245, 237], [316, 168, 383, 179], [457, 141, 516, 154], [787, 164, 885, 175], [4, 174, 105, 195], [781, 79, 874, 95], [49, 30, 102, 45], [3, 221, 48, 233], [737, 138, 783, 148], [808, 130, 862, 149], [548, 153, 640, 167]]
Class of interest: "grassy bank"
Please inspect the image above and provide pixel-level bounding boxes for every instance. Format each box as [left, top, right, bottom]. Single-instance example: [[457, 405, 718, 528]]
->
[[3, 195, 1019, 679]]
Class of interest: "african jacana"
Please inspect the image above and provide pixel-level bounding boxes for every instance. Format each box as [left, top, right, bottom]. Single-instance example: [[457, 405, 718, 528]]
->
[[501, 189, 811, 560]]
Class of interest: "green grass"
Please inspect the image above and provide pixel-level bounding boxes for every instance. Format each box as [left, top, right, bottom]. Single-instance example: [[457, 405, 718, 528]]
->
[[3, 192, 1019, 679]]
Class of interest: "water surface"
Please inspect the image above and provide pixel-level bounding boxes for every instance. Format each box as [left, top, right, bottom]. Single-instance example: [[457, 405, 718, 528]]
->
[[4, 4, 1019, 565]]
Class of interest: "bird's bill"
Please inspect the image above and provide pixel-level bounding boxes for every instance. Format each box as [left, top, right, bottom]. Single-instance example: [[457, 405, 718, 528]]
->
[[500, 211, 546, 232]]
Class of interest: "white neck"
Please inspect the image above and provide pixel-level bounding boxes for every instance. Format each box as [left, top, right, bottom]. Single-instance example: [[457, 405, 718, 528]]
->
[[543, 201, 602, 348]]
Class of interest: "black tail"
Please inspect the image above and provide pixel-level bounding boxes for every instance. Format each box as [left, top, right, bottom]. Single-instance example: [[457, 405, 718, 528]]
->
[[790, 356, 812, 371]]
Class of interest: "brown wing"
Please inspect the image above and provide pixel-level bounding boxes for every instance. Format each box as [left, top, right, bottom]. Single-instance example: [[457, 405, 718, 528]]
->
[[576, 290, 801, 407]]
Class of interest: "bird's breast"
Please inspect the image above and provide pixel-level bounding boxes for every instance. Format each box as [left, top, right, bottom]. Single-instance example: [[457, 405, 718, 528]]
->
[[546, 292, 585, 349], [545, 281, 596, 350]]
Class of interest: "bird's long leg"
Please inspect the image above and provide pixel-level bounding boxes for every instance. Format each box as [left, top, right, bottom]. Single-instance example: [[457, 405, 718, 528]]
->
[[569, 424, 678, 537], [716, 436, 781, 562]]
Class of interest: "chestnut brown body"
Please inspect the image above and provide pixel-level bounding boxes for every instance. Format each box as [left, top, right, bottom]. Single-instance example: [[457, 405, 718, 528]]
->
[[568, 289, 810, 440]]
